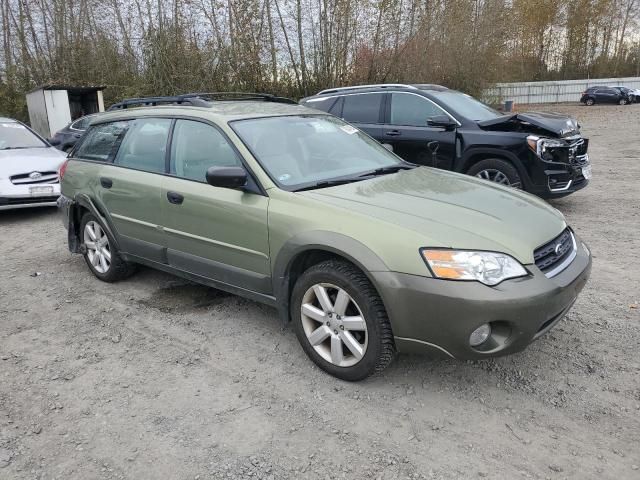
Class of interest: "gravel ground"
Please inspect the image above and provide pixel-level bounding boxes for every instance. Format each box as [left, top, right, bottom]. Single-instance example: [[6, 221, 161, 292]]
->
[[1, 104, 639, 480]]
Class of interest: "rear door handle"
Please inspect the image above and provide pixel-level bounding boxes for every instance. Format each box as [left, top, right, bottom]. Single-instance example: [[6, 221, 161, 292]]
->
[[166, 191, 184, 205], [385, 130, 401, 137], [100, 177, 113, 189]]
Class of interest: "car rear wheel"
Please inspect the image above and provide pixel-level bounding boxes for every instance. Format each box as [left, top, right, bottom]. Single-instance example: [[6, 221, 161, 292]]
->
[[291, 260, 395, 381], [585, 98, 595, 106], [467, 158, 522, 189], [80, 212, 136, 282]]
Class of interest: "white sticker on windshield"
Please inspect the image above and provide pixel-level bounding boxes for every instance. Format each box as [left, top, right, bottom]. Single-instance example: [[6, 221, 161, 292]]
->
[[340, 125, 358, 135]]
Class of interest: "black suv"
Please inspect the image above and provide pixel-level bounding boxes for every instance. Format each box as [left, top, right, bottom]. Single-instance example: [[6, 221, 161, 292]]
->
[[580, 86, 631, 106], [301, 84, 590, 198]]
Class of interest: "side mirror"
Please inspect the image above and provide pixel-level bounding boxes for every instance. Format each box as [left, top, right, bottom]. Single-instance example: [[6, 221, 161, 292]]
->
[[48, 137, 61, 146], [205, 166, 248, 189], [427, 115, 456, 129]]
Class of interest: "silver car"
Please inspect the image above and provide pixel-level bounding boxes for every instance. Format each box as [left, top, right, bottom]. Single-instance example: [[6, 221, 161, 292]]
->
[[0, 117, 67, 210]]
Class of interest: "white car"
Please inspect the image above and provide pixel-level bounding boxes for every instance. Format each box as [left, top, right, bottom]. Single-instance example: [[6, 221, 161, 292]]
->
[[0, 117, 67, 210]]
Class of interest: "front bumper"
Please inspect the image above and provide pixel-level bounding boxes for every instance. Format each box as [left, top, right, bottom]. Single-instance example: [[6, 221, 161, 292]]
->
[[0, 180, 60, 210], [374, 239, 591, 359]]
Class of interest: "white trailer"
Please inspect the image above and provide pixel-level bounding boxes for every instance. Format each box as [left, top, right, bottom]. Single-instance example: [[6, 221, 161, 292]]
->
[[26, 85, 105, 138]]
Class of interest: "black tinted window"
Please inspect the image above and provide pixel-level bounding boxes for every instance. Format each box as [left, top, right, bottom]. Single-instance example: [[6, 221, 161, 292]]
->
[[114, 118, 171, 173], [341, 94, 383, 123], [304, 97, 337, 113], [74, 121, 128, 162], [170, 120, 241, 182], [390, 93, 447, 126]]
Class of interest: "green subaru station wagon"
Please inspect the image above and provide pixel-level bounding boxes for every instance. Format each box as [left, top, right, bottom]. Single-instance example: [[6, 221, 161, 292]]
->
[[58, 93, 591, 381]]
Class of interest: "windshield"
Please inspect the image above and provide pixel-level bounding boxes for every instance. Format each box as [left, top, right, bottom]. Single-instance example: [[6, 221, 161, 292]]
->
[[231, 115, 404, 190], [428, 91, 502, 121], [0, 122, 47, 149]]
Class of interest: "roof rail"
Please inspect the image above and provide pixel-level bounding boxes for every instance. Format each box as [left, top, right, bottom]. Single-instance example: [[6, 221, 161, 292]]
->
[[317, 84, 417, 95], [107, 92, 297, 110]]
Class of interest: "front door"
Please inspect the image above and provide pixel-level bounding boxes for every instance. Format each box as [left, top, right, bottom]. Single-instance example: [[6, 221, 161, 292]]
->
[[161, 119, 271, 294], [382, 92, 457, 170]]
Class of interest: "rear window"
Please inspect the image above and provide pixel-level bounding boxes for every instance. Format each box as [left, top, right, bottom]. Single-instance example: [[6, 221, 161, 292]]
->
[[341, 93, 383, 123], [74, 121, 129, 162]]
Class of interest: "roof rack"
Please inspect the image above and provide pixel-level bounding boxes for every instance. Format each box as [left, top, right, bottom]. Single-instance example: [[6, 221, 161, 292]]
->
[[317, 84, 418, 95], [107, 92, 297, 110]]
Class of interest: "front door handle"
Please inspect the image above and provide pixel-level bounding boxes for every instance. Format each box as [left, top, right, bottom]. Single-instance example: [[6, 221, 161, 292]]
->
[[385, 130, 401, 137], [166, 191, 184, 205], [100, 177, 113, 189]]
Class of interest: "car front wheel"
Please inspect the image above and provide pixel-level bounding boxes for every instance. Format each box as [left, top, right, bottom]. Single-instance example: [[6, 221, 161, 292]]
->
[[80, 212, 136, 282], [619, 98, 628, 105], [467, 158, 522, 189], [291, 260, 395, 381]]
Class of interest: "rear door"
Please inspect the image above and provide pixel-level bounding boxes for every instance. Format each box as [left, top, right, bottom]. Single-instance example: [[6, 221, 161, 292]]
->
[[382, 92, 457, 169], [161, 119, 271, 294], [337, 93, 385, 141], [92, 117, 171, 263]]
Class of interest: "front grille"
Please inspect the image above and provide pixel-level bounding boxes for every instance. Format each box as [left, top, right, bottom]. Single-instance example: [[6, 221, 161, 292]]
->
[[534, 228, 576, 276], [0, 196, 58, 205], [567, 137, 589, 166], [10, 171, 59, 185]]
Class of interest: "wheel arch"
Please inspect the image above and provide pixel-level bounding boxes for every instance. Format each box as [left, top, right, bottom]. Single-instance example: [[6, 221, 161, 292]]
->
[[272, 232, 389, 325], [68, 194, 122, 253]]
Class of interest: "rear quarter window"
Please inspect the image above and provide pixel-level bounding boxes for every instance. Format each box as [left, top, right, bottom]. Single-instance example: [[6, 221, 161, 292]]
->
[[74, 121, 129, 162]]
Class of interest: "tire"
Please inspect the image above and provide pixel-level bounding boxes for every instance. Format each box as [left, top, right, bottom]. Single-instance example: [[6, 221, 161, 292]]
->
[[619, 98, 627, 105], [466, 158, 522, 189], [79, 212, 136, 282], [585, 98, 595, 106], [291, 260, 395, 381]]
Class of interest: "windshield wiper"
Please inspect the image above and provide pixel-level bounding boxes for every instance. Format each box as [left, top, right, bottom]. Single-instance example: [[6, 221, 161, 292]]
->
[[293, 177, 368, 192], [357, 164, 416, 177]]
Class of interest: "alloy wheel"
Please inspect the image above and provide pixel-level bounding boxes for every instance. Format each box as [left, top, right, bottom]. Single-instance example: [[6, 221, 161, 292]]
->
[[476, 168, 513, 186], [300, 283, 368, 367], [84, 221, 111, 274]]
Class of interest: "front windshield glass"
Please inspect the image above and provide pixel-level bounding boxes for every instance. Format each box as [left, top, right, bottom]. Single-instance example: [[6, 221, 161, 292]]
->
[[231, 115, 404, 190], [0, 122, 47, 149], [428, 91, 503, 121]]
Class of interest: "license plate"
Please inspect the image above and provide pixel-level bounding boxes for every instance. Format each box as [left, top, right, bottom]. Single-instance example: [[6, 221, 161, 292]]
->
[[581, 165, 592, 180], [29, 186, 54, 195]]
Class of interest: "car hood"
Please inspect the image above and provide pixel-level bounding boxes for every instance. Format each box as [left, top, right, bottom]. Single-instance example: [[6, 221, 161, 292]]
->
[[0, 147, 67, 178], [300, 167, 566, 264], [478, 111, 580, 137]]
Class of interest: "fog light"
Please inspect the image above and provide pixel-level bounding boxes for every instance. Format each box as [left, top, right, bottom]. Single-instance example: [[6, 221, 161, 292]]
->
[[469, 323, 491, 347]]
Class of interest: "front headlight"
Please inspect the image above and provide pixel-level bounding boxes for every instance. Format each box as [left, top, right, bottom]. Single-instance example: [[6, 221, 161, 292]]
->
[[420, 249, 528, 286], [526, 135, 566, 161]]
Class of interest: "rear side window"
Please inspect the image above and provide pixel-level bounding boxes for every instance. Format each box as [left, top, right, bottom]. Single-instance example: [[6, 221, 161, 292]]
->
[[74, 121, 129, 162], [390, 93, 447, 126], [114, 118, 172, 173], [170, 120, 241, 182], [341, 93, 383, 123]]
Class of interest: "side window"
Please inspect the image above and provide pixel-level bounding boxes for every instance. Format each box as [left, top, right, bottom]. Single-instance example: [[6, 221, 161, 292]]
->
[[305, 97, 337, 113], [170, 120, 241, 182], [71, 116, 91, 130], [341, 94, 383, 123], [114, 118, 171, 173], [74, 121, 129, 162], [390, 93, 447, 127]]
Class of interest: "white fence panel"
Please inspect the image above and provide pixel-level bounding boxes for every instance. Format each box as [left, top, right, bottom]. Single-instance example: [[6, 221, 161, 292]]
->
[[485, 77, 640, 104]]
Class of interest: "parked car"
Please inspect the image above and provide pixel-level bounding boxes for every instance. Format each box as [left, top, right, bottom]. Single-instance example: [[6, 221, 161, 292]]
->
[[49, 113, 99, 152], [301, 84, 591, 198], [0, 117, 67, 210], [58, 94, 591, 381], [580, 86, 630, 105]]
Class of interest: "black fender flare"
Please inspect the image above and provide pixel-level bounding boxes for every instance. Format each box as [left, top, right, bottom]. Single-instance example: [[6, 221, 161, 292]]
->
[[272, 231, 390, 324], [70, 194, 122, 253]]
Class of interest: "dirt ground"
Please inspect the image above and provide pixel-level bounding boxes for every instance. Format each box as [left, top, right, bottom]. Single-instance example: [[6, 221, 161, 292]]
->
[[1, 103, 639, 480]]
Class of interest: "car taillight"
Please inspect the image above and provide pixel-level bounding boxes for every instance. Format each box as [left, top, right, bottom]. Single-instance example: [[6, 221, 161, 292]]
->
[[58, 159, 69, 180]]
